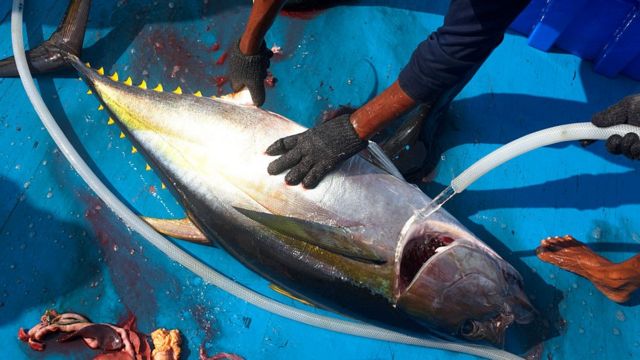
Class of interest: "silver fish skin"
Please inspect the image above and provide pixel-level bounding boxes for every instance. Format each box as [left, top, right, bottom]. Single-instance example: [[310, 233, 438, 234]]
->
[[69, 54, 534, 343]]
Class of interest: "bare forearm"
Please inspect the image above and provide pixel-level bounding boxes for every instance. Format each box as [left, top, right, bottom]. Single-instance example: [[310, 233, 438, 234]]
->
[[240, 0, 286, 54], [350, 81, 417, 139]]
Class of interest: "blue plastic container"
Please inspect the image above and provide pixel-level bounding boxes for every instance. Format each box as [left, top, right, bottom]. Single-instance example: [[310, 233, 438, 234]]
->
[[511, 0, 640, 80]]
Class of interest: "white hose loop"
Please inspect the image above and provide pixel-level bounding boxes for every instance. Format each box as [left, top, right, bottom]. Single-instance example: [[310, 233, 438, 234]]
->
[[451, 123, 639, 193], [10, 1, 522, 359]]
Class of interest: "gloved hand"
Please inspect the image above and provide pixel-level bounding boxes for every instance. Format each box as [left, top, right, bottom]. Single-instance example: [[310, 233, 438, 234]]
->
[[266, 114, 368, 189], [228, 39, 273, 106], [592, 94, 640, 160]]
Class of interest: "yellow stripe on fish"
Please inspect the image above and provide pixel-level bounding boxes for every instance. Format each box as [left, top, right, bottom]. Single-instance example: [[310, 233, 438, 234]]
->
[[269, 284, 315, 307]]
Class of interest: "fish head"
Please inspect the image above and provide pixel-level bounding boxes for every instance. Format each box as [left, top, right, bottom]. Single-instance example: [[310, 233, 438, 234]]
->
[[394, 216, 534, 345]]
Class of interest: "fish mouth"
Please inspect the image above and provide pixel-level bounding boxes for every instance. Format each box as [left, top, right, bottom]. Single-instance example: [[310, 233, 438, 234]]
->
[[395, 231, 457, 297]]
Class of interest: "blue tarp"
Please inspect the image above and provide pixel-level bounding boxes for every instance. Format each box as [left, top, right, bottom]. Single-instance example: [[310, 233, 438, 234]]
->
[[0, 1, 639, 359]]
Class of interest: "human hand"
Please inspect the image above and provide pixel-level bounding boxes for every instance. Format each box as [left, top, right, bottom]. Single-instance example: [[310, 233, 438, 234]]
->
[[266, 114, 368, 188], [592, 94, 640, 160], [228, 39, 272, 106]]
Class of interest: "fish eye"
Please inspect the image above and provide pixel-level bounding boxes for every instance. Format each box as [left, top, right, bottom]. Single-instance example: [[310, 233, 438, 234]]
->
[[502, 269, 523, 288], [460, 319, 479, 338]]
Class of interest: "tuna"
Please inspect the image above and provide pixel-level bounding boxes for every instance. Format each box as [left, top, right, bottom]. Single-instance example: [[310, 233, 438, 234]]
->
[[64, 53, 533, 344]]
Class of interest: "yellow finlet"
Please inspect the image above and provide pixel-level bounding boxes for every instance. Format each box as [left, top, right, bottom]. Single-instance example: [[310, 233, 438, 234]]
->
[[131, 146, 138, 154], [85, 62, 91, 68], [172, 86, 183, 95], [109, 72, 119, 82], [193, 91, 203, 97], [97, 67, 105, 76], [153, 84, 164, 92], [119, 132, 126, 139], [97, 105, 104, 111], [86, 90, 93, 95], [145, 163, 151, 171], [161, 183, 167, 189], [124, 77, 133, 86], [138, 80, 147, 90], [107, 117, 115, 125], [269, 284, 314, 306]]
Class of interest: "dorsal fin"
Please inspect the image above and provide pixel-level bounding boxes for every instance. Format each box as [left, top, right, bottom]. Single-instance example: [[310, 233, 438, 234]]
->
[[233, 206, 386, 264]]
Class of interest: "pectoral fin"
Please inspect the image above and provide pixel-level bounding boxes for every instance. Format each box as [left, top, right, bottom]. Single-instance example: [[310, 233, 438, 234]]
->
[[141, 217, 211, 245], [233, 207, 386, 264]]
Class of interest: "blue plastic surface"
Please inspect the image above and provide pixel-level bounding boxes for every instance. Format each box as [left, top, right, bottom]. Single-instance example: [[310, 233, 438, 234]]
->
[[1, 1, 640, 359], [512, 0, 640, 80]]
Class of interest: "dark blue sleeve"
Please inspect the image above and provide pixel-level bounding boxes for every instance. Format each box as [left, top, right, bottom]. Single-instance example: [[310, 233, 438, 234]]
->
[[398, 0, 530, 103]]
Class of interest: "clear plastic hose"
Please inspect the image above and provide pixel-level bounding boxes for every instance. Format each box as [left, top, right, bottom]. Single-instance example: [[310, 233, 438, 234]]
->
[[9, 1, 522, 359], [405, 123, 640, 234], [451, 122, 639, 193], [405, 120, 640, 242]]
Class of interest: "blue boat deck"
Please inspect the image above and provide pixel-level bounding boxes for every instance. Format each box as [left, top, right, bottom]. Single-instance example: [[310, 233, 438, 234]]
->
[[0, 1, 639, 359]]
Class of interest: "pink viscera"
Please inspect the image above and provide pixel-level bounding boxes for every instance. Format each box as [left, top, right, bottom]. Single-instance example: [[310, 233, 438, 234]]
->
[[17, 310, 150, 359]]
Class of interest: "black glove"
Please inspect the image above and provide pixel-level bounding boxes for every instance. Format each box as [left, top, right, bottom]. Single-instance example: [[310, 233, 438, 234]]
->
[[592, 94, 640, 160], [228, 39, 272, 106], [266, 114, 368, 189]]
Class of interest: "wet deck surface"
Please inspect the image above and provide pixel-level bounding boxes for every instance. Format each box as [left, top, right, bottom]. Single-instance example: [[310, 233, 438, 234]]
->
[[0, 0, 639, 359]]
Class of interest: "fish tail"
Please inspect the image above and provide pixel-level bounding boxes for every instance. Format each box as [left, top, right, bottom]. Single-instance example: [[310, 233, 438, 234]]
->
[[0, 0, 91, 77]]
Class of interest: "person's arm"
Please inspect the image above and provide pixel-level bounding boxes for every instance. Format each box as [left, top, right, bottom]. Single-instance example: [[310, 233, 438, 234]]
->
[[229, 0, 286, 106], [397, 0, 530, 104], [345, 0, 532, 139], [350, 81, 416, 139], [266, 0, 530, 188], [240, 0, 287, 55]]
